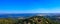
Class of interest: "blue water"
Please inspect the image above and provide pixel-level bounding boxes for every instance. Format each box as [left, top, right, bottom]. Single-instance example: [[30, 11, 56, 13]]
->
[[0, 13, 37, 18], [0, 13, 60, 18]]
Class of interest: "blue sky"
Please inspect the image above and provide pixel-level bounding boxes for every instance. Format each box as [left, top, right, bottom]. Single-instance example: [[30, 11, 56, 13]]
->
[[0, 0, 60, 13]]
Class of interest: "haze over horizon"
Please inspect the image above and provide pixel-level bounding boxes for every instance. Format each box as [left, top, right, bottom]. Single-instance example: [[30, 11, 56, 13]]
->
[[0, 0, 60, 13]]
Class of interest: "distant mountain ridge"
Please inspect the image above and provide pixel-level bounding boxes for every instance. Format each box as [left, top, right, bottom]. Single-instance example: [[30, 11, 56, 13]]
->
[[0, 13, 60, 18]]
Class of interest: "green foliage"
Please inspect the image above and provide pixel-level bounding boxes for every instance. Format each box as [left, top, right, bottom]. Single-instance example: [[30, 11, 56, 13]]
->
[[0, 18, 17, 24]]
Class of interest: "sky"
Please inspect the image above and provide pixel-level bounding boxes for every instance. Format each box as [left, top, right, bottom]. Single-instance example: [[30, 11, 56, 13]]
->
[[0, 0, 60, 13]]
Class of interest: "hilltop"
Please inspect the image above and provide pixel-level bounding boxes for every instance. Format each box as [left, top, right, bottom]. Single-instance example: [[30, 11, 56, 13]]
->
[[18, 16, 59, 24]]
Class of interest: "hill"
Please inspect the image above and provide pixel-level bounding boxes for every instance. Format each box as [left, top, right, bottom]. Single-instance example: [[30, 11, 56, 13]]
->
[[18, 16, 59, 24]]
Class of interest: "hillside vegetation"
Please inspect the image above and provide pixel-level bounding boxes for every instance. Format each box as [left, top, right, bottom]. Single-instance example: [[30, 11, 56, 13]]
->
[[0, 16, 59, 24]]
